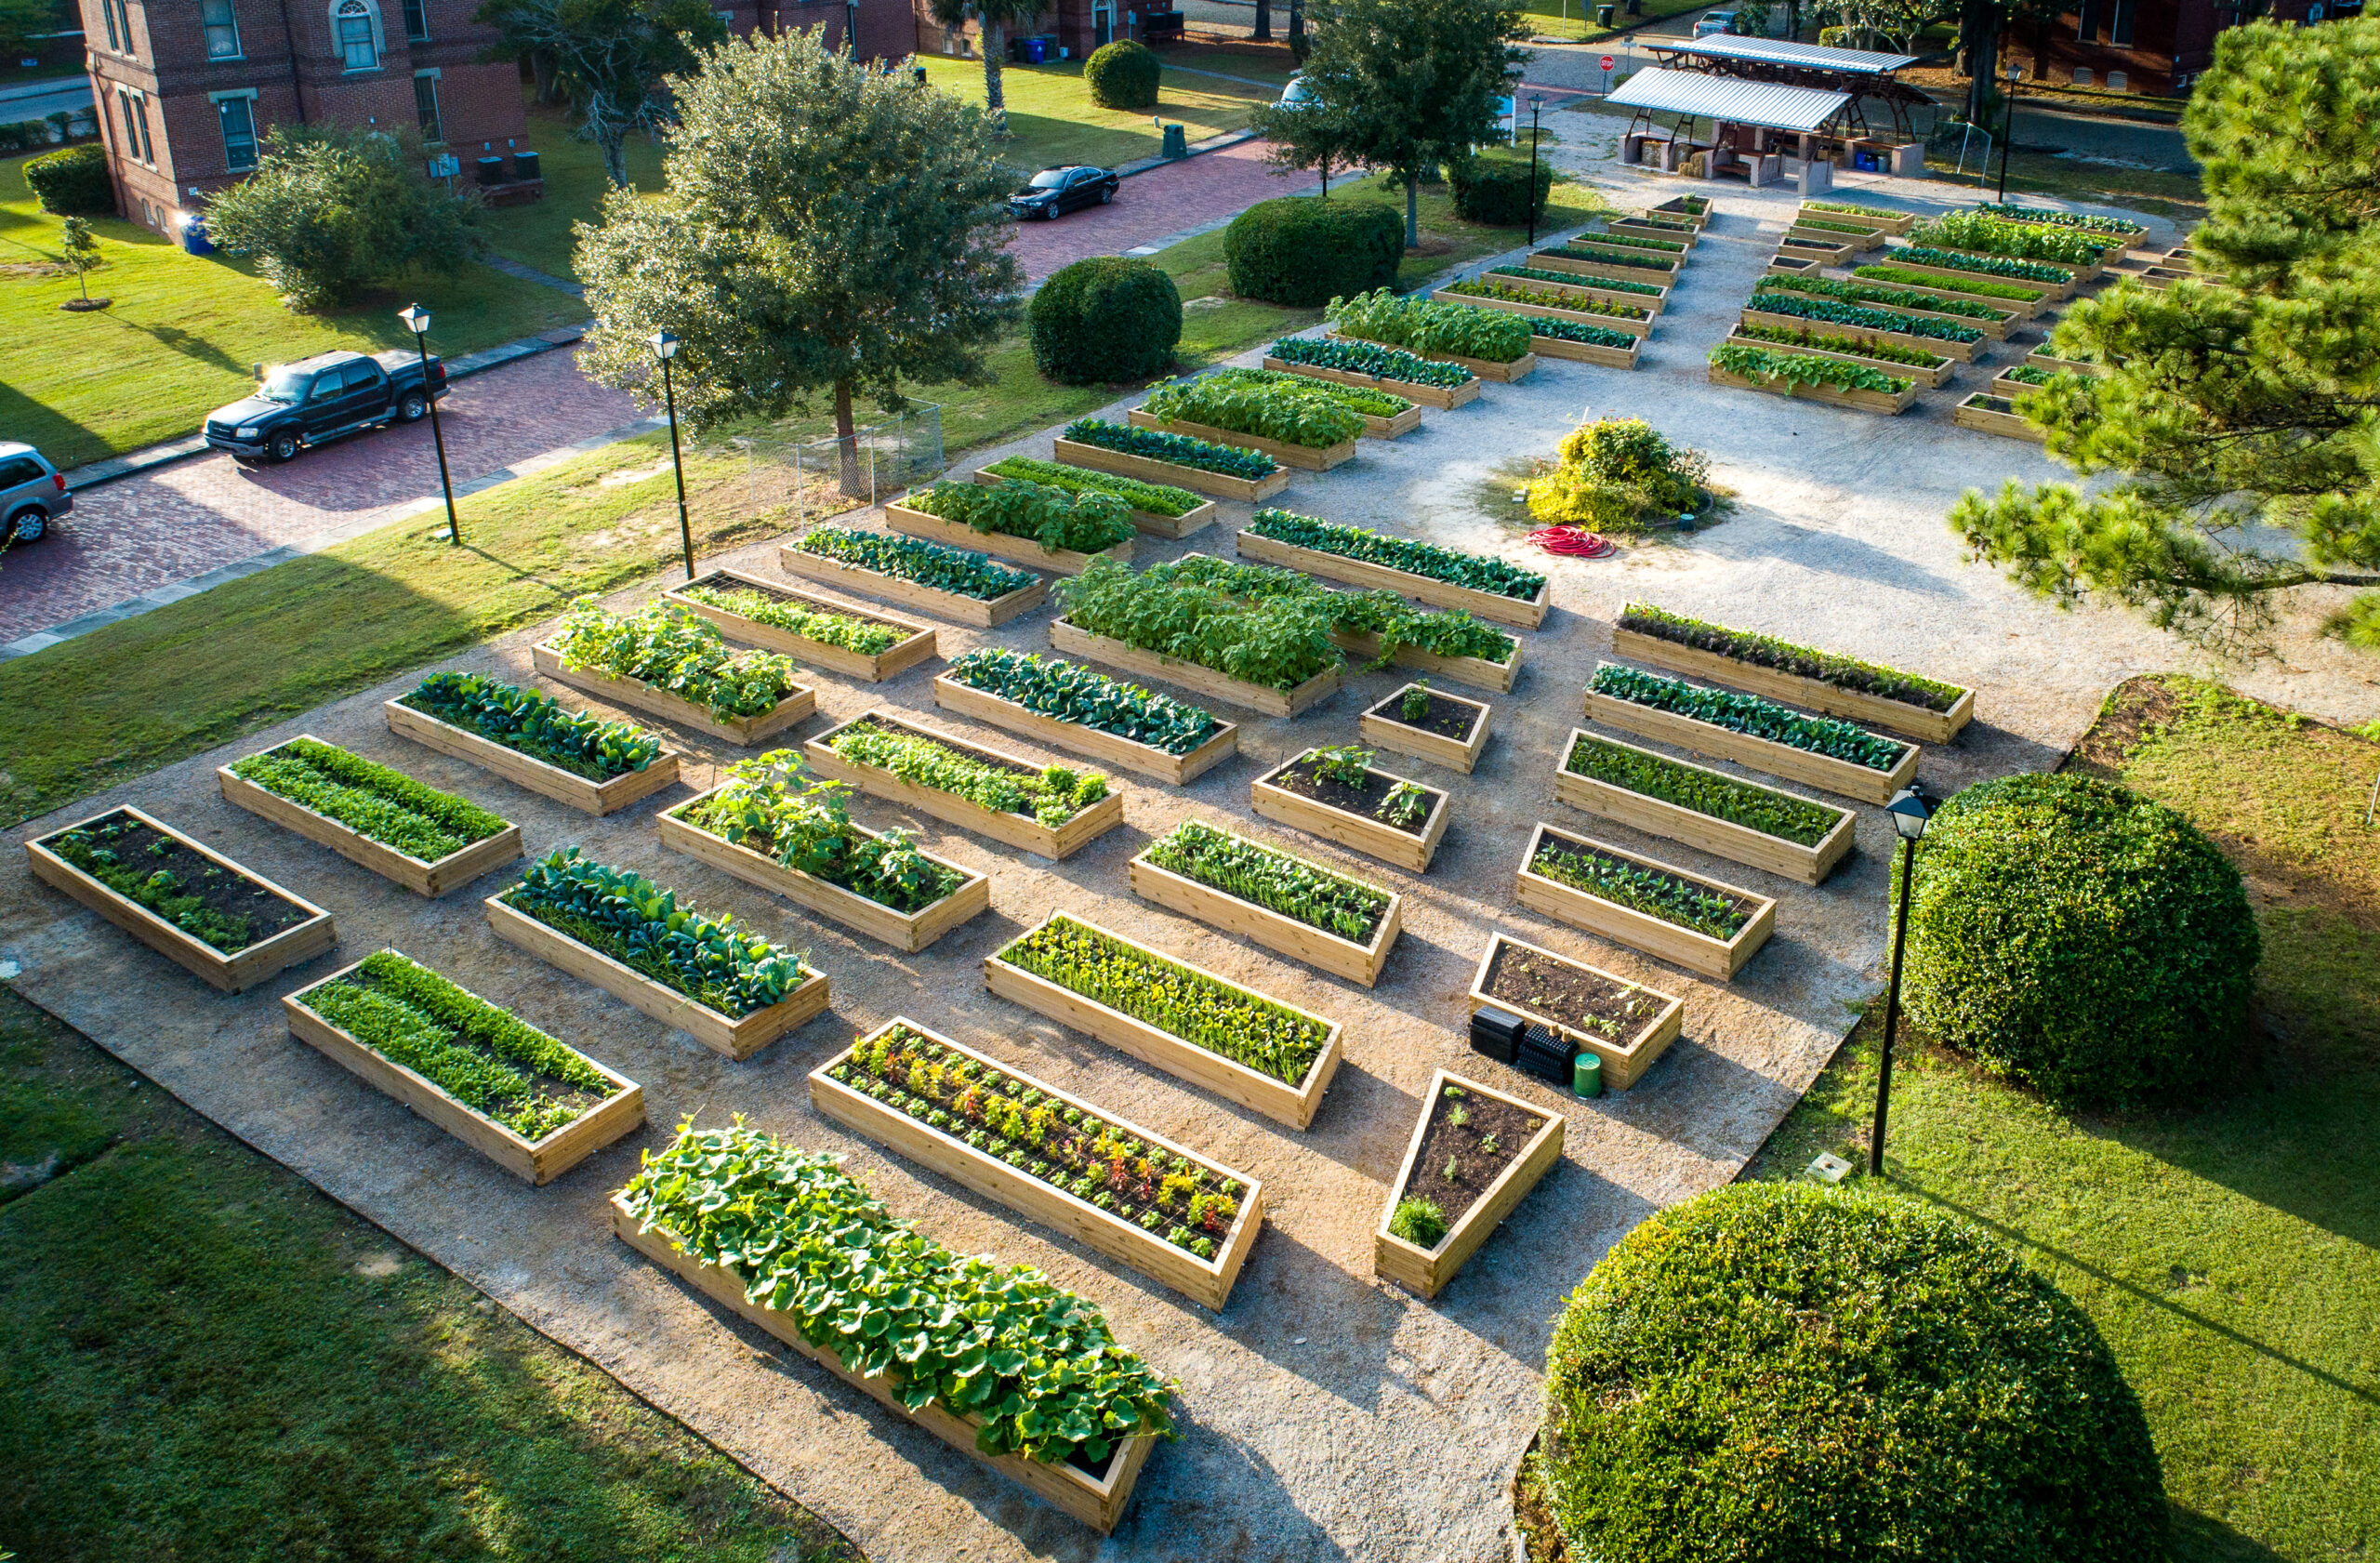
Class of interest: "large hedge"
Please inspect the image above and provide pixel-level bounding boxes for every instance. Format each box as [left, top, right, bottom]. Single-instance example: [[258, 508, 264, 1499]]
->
[[24, 145, 113, 215], [1223, 197, 1403, 307], [1028, 256, 1182, 384], [1540, 1182, 2169, 1563], [1448, 153, 1551, 226], [1083, 39, 1160, 109], [1903, 771, 2256, 1107]]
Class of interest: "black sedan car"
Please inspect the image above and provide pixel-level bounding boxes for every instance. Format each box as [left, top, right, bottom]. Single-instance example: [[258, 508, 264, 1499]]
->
[[1010, 165, 1119, 219]]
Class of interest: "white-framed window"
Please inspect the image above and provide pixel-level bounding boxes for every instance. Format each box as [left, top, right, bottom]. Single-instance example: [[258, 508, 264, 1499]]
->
[[334, 0, 381, 70], [213, 89, 258, 169], [202, 0, 241, 56], [413, 71, 442, 140]]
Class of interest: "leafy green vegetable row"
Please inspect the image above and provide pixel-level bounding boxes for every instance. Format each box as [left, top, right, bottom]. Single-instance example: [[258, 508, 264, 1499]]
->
[[1584, 229, 1686, 254], [1592, 663, 1909, 772], [1141, 374, 1366, 451], [1802, 200, 1897, 219], [1264, 334, 1475, 390], [1063, 417, 1278, 480], [997, 915, 1332, 1085], [1756, 271, 2004, 323], [1540, 242, 1675, 272], [302, 951, 613, 1140], [1565, 734, 1842, 846], [1970, 201, 2144, 236], [979, 456, 1202, 518], [682, 752, 963, 914], [1792, 216, 1875, 236], [1447, 277, 1653, 319], [1885, 245, 2072, 285], [945, 648, 1221, 755], [1617, 602, 1967, 713], [833, 1023, 1244, 1260], [231, 736, 509, 863], [825, 719, 1107, 828], [1914, 209, 2108, 267], [677, 582, 908, 656], [1748, 287, 1984, 345], [1528, 834, 1751, 940], [552, 598, 807, 722], [1734, 321, 1943, 369], [1486, 267, 1661, 311], [903, 476, 1137, 556], [1203, 364, 1414, 420], [1245, 510, 1544, 601], [620, 1120, 1176, 1467], [793, 527, 1039, 603], [502, 847, 809, 1017], [1527, 316, 1638, 350], [1852, 263, 2044, 303], [405, 671, 664, 782], [1708, 341, 1911, 396], [1142, 817, 1391, 945], [1327, 287, 1533, 363]]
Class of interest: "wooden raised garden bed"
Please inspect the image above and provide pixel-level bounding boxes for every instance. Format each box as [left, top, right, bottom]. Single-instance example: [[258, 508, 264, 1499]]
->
[[1954, 391, 2046, 443], [612, 1194, 1157, 1532], [1802, 204, 1913, 235], [811, 1017, 1265, 1310], [779, 539, 1049, 629], [1706, 363, 1921, 416], [1607, 216, 1699, 248], [1329, 629, 1517, 695], [658, 791, 990, 954], [1555, 728, 1856, 886], [1725, 325, 1955, 389], [1475, 268, 1660, 334], [2026, 348, 2108, 378], [1358, 683, 1492, 775], [803, 709, 1124, 859], [1582, 667, 1919, 805], [1765, 254, 1825, 280], [1234, 527, 1549, 629], [661, 568, 938, 682], [1355, 404, 1426, 440], [985, 913, 1345, 1131], [1513, 822, 1775, 982], [1789, 220, 1887, 250], [1777, 235, 1853, 265], [971, 466, 1217, 540], [1648, 195, 1710, 229], [1848, 273, 2034, 322], [1250, 748, 1448, 873], [1528, 246, 1680, 283], [218, 737, 524, 898], [1739, 304, 1979, 364], [384, 696, 682, 817], [484, 892, 829, 1060], [1261, 352, 1482, 412], [28, 805, 336, 992], [284, 954, 644, 1185], [1323, 330, 1538, 384], [1049, 616, 1342, 720], [531, 642, 816, 747], [1434, 287, 1653, 341], [1531, 332, 1641, 369], [1126, 827, 1404, 987], [1878, 252, 2075, 301], [1124, 408, 1355, 474], [884, 498, 1134, 576], [1608, 623, 1976, 745], [1466, 932, 1685, 1092], [1373, 1069, 1564, 1300], [1052, 435, 1290, 503], [931, 672, 1239, 786]]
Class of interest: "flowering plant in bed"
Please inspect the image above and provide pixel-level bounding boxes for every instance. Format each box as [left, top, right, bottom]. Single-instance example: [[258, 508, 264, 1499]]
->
[[684, 751, 964, 914], [502, 847, 809, 1016], [403, 672, 665, 781]]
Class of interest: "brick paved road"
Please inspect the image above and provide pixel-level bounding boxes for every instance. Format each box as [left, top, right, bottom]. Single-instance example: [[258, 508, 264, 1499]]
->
[[2, 348, 641, 642], [1005, 138, 1320, 281]]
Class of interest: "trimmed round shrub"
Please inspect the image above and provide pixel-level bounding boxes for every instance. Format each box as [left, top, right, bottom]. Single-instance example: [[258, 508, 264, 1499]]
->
[[1448, 152, 1552, 226], [24, 145, 113, 215], [1028, 256, 1183, 384], [1084, 39, 1161, 110], [1223, 197, 1403, 307], [1526, 417, 1708, 532], [1540, 1182, 2169, 1563], [1903, 772, 2255, 1107]]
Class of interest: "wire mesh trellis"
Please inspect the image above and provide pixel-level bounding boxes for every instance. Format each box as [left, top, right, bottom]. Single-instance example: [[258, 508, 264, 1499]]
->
[[721, 404, 945, 526]]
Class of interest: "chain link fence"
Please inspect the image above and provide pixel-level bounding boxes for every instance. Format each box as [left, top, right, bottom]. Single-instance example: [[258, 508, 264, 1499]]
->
[[714, 404, 945, 528]]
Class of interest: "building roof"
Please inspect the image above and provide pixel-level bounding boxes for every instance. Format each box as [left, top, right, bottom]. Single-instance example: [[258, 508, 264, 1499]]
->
[[1604, 68, 1855, 133], [1651, 34, 1921, 73]]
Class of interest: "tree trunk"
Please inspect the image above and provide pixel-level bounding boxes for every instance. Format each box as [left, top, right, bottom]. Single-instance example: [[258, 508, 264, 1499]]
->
[[598, 118, 630, 188], [1404, 175, 1419, 249], [1254, 0, 1271, 39], [530, 48, 561, 104], [984, 25, 1007, 115], [834, 378, 865, 497]]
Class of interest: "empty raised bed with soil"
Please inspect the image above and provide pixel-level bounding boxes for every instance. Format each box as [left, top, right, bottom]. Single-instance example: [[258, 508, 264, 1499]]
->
[[1374, 1070, 1564, 1300], [1466, 932, 1684, 1091], [1251, 749, 1448, 874]]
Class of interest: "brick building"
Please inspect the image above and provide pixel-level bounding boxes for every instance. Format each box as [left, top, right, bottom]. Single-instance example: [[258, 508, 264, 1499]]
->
[[2007, 0, 2227, 94], [906, 0, 1178, 69]]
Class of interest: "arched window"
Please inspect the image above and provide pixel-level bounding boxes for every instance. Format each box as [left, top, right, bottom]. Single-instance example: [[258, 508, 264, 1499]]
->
[[334, 0, 381, 70]]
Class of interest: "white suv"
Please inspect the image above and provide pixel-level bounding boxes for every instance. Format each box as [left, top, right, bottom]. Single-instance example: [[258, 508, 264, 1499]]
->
[[0, 443, 71, 545]]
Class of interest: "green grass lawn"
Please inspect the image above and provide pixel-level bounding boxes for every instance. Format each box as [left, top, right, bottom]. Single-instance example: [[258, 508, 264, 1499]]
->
[[1744, 675, 2380, 1562], [473, 99, 670, 282], [0, 988, 861, 1562], [0, 154, 588, 470], [1515, 0, 1710, 41]]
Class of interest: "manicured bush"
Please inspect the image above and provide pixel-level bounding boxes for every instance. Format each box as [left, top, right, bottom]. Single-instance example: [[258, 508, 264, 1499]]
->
[[1029, 256, 1182, 384], [1447, 152, 1551, 226], [23, 144, 112, 215], [1083, 38, 1161, 109], [1526, 417, 1708, 533], [1224, 197, 1402, 307], [1539, 1181, 2170, 1563], [1902, 772, 2256, 1107]]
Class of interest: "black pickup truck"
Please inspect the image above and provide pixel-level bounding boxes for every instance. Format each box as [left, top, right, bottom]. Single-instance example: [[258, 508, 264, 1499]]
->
[[203, 348, 449, 465]]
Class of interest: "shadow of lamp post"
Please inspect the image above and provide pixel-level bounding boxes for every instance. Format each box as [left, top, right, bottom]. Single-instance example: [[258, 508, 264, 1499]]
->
[[1869, 781, 1935, 1177], [398, 302, 459, 546]]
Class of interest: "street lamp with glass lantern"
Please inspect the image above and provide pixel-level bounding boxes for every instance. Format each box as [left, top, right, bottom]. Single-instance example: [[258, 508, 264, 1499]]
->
[[1526, 93, 1547, 249], [1996, 60, 2023, 202], [397, 302, 459, 546], [650, 329, 695, 582], [1868, 782, 1935, 1177]]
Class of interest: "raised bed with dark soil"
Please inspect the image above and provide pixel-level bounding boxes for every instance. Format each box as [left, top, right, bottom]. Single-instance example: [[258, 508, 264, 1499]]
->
[[1266, 754, 1431, 837], [1373, 1069, 1565, 1300], [1408, 1085, 1543, 1225], [1482, 939, 1670, 1057], [63, 810, 319, 947]]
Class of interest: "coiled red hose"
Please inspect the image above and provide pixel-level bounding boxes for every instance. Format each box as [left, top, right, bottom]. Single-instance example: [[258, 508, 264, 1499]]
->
[[1527, 525, 1616, 559]]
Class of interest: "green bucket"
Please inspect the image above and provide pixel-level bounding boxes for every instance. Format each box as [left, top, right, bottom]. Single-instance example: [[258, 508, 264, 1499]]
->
[[1573, 1052, 1603, 1098]]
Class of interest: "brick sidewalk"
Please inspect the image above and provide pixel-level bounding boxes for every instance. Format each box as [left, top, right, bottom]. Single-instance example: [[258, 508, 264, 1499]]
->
[[2, 348, 641, 643], [1005, 137, 1321, 282]]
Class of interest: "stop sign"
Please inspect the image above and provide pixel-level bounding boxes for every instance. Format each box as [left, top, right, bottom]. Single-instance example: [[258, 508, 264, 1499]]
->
[[1601, 54, 1616, 69]]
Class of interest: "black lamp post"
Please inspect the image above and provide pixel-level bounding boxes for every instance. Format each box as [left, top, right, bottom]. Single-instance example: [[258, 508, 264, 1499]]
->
[[1996, 60, 2022, 201], [398, 302, 459, 546], [1526, 93, 1546, 248], [650, 329, 695, 581], [1869, 782, 1935, 1177]]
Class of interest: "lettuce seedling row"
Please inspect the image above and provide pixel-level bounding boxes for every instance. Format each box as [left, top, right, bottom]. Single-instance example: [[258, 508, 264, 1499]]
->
[[1514, 822, 1777, 982], [810, 1017, 1266, 1309], [1374, 1069, 1564, 1300], [1127, 820, 1406, 988], [218, 735, 524, 899], [28, 805, 337, 992], [661, 568, 939, 682]]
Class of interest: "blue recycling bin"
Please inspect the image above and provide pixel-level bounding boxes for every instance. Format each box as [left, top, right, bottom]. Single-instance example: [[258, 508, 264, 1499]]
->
[[1024, 35, 1048, 63], [180, 218, 215, 256]]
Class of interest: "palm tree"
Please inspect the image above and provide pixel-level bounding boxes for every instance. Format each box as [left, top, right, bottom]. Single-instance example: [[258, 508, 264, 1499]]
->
[[924, 0, 1045, 115]]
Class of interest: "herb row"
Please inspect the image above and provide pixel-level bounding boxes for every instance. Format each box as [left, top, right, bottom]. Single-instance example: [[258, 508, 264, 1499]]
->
[[1852, 263, 2045, 302], [1446, 277, 1653, 318], [1755, 271, 2006, 322], [1735, 322, 1943, 368], [1143, 818, 1391, 945], [1617, 602, 1966, 712], [1747, 286, 1988, 345], [1564, 734, 1841, 846], [230, 736, 509, 863]]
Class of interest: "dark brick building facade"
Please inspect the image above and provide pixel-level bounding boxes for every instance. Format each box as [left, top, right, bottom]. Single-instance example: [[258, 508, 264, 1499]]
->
[[2007, 0, 2229, 94]]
